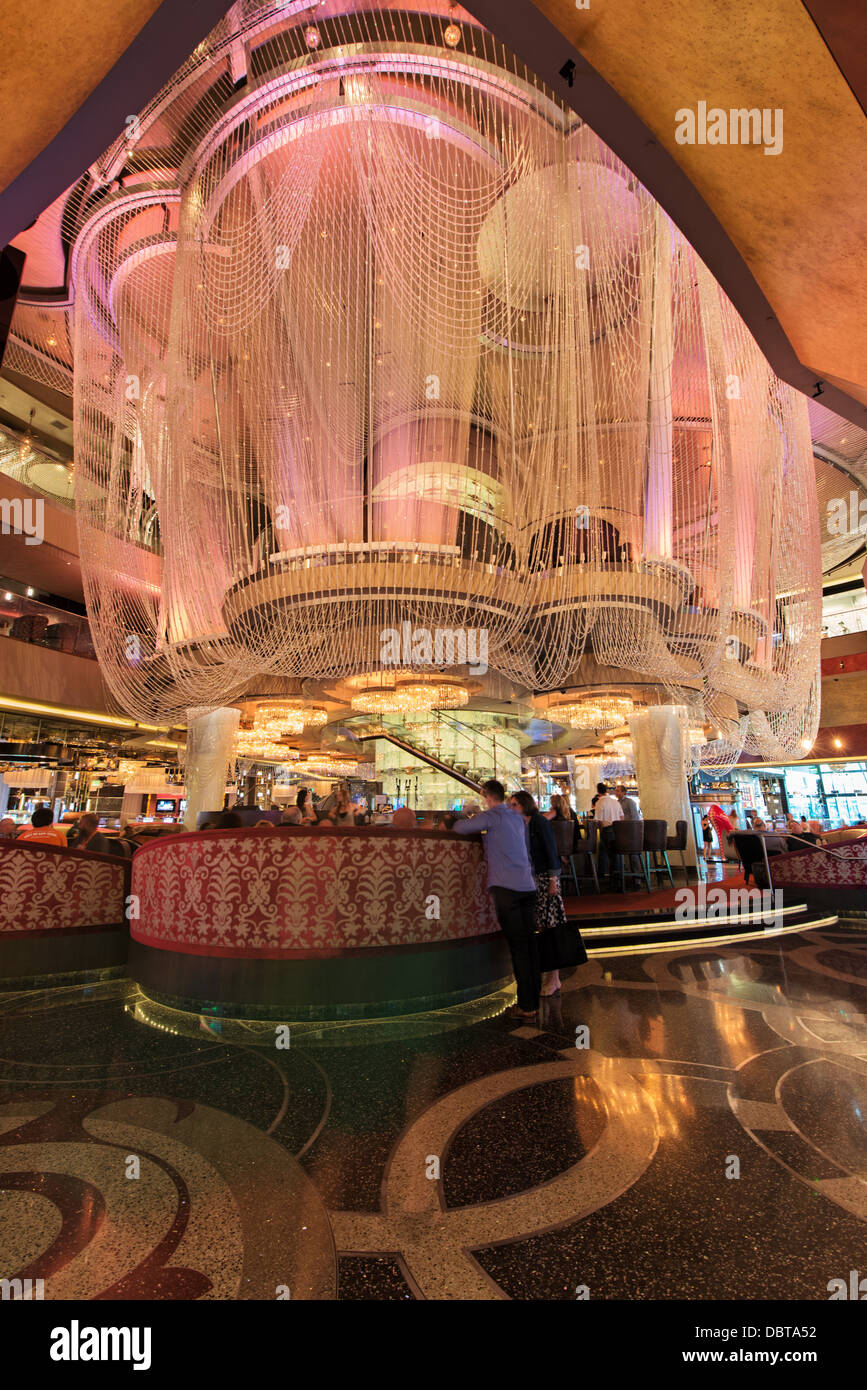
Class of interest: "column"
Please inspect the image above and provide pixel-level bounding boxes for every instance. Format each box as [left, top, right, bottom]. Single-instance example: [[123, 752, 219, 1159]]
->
[[629, 705, 698, 868], [183, 707, 240, 830]]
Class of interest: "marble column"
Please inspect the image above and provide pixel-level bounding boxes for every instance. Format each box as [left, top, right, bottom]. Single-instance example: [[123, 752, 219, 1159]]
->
[[183, 707, 240, 830], [629, 705, 698, 868]]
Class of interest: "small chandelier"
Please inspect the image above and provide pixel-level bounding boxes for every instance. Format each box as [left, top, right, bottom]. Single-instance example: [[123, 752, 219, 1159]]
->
[[350, 672, 469, 715], [254, 700, 327, 738], [234, 728, 299, 763], [606, 735, 634, 759], [294, 754, 358, 777], [551, 695, 635, 731]]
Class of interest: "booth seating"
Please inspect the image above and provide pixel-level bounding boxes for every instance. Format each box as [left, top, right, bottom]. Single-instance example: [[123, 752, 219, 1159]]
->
[[763, 835, 867, 914], [128, 825, 512, 1019], [0, 838, 130, 982]]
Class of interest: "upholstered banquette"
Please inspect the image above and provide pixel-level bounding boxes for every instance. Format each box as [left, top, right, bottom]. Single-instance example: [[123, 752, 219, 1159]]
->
[[765, 835, 867, 914], [0, 838, 130, 981], [128, 824, 511, 1018]]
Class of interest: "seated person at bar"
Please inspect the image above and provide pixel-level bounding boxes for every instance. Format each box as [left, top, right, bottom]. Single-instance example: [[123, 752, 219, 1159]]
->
[[17, 805, 67, 847], [0, 817, 18, 838], [453, 779, 540, 1019], [70, 812, 111, 854], [296, 788, 317, 823], [390, 806, 417, 829], [280, 806, 302, 826], [319, 785, 356, 826]]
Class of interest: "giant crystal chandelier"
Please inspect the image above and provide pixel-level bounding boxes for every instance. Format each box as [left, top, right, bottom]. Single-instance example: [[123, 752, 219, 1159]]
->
[[72, 1, 822, 761]]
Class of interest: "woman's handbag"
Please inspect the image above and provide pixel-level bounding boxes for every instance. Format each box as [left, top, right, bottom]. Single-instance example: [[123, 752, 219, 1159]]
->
[[536, 919, 588, 970]]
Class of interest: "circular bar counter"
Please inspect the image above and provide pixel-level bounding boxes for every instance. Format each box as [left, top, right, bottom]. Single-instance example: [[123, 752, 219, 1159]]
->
[[0, 838, 130, 983], [128, 825, 512, 1019]]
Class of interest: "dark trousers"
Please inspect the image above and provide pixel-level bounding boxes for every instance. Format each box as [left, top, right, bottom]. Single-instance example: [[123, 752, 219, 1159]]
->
[[490, 886, 540, 1011], [597, 826, 615, 878]]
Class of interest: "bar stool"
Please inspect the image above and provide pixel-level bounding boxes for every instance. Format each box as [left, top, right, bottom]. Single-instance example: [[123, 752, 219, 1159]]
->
[[569, 819, 601, 895], [643, 819, 674, 887], [611, 819, 650, 892], [666, 819, 692, 882], [551, 818, 579, 895]]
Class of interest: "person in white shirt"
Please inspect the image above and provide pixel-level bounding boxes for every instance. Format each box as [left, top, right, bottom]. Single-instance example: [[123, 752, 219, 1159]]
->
[[594, 784, 623, 826], [593, 783, 623, 880]]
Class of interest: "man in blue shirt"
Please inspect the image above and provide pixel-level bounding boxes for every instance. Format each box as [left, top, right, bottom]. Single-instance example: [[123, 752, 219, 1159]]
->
[[454, 779, 540, 1017]]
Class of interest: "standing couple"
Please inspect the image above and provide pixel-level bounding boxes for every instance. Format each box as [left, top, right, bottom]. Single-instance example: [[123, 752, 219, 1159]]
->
[[454, 779, 582, 1018]]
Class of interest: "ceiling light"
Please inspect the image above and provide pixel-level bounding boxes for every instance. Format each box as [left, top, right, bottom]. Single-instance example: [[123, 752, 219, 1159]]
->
[[605, 735, 634, 759], [552, 695, 635, 731], [253, 700, 327, 738], [443, 23, 462, 47], [350, 674, 469, 715], [304, 26, 321, 49]]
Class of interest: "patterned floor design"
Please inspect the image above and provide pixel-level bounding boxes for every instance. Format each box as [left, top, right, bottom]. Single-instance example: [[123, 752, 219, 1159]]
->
[[1, 926, 865, 1300]]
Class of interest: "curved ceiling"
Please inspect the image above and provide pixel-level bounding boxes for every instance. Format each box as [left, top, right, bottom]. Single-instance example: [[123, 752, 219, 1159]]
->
[[468, 0, 867, 427], [0, 0, 864, 428]]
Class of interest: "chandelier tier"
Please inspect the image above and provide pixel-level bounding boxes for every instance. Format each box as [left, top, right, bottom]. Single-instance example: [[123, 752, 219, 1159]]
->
[[234, 728, 298, 764], [551, 695, 636, 731], [72, 2, 822, 761], [252, 700, 328, 738], [349, 672, 470, 716], [605, 735, 634, 760]]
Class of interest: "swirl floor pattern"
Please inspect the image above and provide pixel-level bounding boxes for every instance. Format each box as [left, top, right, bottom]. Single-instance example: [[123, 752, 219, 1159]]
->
[[0, 926, 865, 1301]]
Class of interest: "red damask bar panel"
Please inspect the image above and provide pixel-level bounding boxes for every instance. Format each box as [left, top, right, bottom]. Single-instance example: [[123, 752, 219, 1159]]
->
[[0, 840, 129, 934], [130, 827, 500, 956]]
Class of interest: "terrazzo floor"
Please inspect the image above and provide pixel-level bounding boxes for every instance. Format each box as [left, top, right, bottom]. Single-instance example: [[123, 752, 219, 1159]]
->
[[1, 926, 865, 1301]]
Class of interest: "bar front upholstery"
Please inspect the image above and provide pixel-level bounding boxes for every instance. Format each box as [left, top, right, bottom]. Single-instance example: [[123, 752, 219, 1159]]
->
[[128, 825, 512, 1018], [0, 838, 130, 980]]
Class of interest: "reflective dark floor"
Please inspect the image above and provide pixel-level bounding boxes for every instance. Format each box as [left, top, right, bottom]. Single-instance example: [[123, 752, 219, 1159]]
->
[[1, 926, 865, 1300]]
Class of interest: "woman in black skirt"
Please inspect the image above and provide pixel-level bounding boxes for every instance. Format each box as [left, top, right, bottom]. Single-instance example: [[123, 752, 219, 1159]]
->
[[511, 790, 571, 996]]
